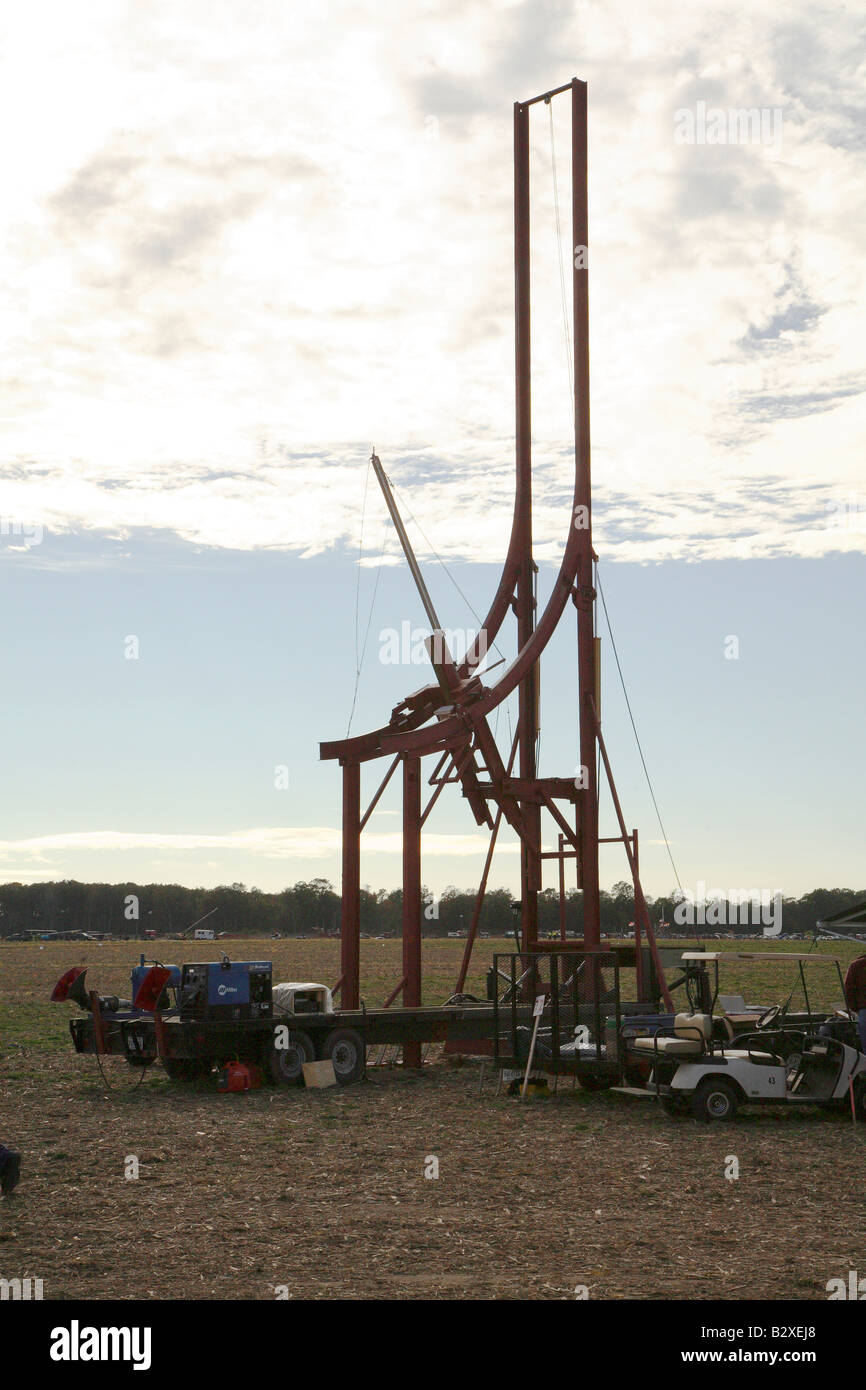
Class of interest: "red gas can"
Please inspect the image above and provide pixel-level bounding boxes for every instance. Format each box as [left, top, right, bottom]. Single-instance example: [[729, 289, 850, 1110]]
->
[[217, 1061, 262, 1092]]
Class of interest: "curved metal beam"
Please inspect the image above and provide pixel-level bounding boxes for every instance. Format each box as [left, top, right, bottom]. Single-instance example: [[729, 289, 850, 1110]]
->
[[321, 494, 580, 764], [322, 80, 590, 772]]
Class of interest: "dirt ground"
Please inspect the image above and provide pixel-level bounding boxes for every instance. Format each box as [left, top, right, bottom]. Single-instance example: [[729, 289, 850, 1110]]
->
[[2, 937, 865, 1300]]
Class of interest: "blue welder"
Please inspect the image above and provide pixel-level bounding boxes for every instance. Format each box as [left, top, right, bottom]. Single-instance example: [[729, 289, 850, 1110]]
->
[[179, 957, 273, 1021]]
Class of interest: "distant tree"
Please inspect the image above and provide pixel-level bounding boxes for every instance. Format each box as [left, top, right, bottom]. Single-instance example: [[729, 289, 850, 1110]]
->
[[0, 879, 863, 942]]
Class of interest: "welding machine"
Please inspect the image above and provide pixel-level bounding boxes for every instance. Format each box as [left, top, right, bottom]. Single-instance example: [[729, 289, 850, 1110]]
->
[[179, 959, 273, 1021]]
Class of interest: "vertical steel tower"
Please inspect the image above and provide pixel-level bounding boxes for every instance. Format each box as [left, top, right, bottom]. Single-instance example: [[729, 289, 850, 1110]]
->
[[320, 81, 670, 1051]]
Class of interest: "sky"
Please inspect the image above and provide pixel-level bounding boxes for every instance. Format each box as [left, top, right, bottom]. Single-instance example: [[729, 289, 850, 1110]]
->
[[1, 0, 864, 906]]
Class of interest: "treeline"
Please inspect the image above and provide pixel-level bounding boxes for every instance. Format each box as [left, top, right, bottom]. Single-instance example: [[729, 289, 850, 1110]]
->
[[0, 879, 861, 940]]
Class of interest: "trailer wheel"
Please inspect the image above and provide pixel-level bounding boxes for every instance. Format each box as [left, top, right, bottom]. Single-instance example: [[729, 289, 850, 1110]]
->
[[322, 1027, 365, 1085], [692, 1077, 739, 1122], [268, 1029, 315, 1086]]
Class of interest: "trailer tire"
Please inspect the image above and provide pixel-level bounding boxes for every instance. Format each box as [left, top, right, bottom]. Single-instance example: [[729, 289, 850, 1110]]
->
[[691, 1077, 739, 1122], [322, 1027, 366, 1085], [268, 1029, 315, 1086]]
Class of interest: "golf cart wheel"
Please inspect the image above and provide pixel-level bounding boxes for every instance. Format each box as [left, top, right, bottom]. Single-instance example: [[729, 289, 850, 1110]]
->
[[661, 1093, 691, 1117], [692, 1077, 739, 1122], [322, 1027, 366, 1085], [162, 1058, 212, 1081], [576, 1073, 612, 1092], [268, 1029, 315, 1086]]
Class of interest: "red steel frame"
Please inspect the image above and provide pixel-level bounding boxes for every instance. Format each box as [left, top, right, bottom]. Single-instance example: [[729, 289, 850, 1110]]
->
[[320, 81, 671, 1046]]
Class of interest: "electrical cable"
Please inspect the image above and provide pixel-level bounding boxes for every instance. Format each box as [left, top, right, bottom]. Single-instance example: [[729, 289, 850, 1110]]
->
[[387, 475, 506, 667], [595, 563, 684, 899], [595, 562, 703, 952], [549, 101, 575, 421], [346, 458, 388, 737]]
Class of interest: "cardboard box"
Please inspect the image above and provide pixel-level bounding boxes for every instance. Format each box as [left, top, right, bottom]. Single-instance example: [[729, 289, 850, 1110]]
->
[[302, 1059, 337, 1089]]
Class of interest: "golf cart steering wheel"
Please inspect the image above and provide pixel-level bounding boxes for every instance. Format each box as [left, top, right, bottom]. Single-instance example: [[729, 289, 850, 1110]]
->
[[757, 1004, 781, 1028]]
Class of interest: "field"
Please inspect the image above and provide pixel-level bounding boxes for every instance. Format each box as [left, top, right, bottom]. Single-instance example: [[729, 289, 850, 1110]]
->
[[2, 935, 865, 1301]]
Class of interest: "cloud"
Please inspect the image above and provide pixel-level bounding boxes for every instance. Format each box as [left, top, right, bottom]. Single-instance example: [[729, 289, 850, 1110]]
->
[[0, 0, 864, 567], [0, 826, 519, 862]]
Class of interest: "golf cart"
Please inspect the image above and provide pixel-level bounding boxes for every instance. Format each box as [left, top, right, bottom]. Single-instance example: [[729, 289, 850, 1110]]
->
[[631, 952, 866, 1121]]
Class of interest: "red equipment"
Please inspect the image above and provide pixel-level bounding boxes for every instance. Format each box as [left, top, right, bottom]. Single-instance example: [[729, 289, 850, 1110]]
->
[[132, 965, 172, 1012], [320, 80, 673, 1050], [51, 966, 88, 1004], [217, 1062, 262, 1093]]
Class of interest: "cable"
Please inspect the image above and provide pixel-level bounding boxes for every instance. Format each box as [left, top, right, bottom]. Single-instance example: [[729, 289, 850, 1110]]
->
[[346, 458, 370, 737], [779, 932, 818, 1018], [595, 562, 686, 905], [346, 457, 388, 738], [93, 1053, 148, 1093], [345, 531, 387, 738], [549, 102, 575, 423], [386, 475, 506, 667], [353, 457, 371, 678]]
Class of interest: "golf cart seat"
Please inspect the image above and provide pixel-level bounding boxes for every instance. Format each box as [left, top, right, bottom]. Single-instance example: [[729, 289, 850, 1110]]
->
[[632, 1012, 712, 1057]]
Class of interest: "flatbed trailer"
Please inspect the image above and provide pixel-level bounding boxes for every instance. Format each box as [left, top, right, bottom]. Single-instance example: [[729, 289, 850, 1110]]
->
[[63, 942, 675, 1087], [68, 1000, 530, 1086]]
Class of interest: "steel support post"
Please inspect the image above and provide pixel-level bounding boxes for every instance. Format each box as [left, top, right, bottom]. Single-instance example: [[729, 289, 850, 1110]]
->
[[592, 704, 673, 1011], [340, 760, 361, 1009], [633, 828, 643, 996], [558, 834, 567, 940], [402, 754, 422, 1066], [514, 98, 540, 951], [572, 78, 600, 948]]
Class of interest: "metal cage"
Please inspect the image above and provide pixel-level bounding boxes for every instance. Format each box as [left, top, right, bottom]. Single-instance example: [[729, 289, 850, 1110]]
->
[[492, 950, 622, 1077]]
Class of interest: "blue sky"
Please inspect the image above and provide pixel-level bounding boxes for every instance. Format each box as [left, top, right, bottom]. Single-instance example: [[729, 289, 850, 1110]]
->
[[1, 1, 864, 900]]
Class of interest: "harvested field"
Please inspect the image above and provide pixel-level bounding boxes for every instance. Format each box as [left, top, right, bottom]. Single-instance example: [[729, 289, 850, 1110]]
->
[[2, 936, 865, 1300]]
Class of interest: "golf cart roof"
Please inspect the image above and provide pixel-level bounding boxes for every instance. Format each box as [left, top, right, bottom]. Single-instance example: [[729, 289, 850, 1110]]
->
[[681, 951, 843, 965], [817, 898, 866, 928]]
